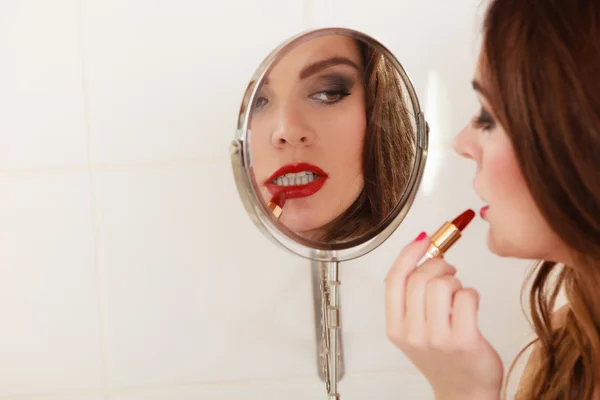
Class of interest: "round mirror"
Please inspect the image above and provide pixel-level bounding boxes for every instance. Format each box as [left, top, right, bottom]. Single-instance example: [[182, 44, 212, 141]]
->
[[231, 28, 428, 262]]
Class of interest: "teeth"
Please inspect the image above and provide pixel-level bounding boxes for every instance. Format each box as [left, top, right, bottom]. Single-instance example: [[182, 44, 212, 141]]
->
[[283, 172, 310, 179], [273, 172, 318, 186]]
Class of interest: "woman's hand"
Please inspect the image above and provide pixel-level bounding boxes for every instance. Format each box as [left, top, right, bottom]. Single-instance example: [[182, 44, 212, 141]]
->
[[384, 234, 504, 400]]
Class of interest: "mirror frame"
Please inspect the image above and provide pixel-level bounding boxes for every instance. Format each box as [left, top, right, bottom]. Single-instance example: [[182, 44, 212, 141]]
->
[[230, 27, 429, 262]]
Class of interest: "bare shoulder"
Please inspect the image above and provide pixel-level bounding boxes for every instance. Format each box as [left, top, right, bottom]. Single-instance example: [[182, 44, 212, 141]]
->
[[551, 304, 570, 326], [524, 304, 569, 359], [516, 305, 600, 399], [515, 305, 570, 397]]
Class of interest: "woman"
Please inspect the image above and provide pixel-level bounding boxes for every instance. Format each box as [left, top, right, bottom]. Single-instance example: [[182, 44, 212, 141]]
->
[[250, 34, 415, 243], [385, 0, 600, 399]]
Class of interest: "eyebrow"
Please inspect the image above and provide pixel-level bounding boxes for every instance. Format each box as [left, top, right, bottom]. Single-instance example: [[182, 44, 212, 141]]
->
[[262, 56, 360, 85], [299, 56, 360, 79], [471, 79, 489, 98]]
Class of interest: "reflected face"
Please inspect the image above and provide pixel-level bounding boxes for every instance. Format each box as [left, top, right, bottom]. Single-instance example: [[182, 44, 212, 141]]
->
[[250, 36, 367, 239], [453, 52, 566, 261]]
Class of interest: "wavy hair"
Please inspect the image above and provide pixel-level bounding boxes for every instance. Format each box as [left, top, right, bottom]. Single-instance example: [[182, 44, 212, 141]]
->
[[480, 0, 600, 398], [318, 40, 416, 242]]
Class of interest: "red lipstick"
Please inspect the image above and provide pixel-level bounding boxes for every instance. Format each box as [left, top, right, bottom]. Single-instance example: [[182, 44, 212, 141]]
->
[[416, 209, 475, 267], [267, 191, 286, 219], [452, 209, 476, 230], [480, 205, 489, 219], [264, 162, 328, 199]]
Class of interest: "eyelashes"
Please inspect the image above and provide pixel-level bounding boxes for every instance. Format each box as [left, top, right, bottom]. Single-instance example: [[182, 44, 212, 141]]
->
[[472, 107, 496, 130], [308, 75, 353, 105], [254, 96, 269, 111], [308, 89, 351, 104], [253, 74, 355, 111]]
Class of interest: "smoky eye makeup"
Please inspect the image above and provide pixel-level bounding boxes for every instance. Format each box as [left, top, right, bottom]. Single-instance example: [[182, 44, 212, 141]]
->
[[473, 107, 496, 130], [253, 87, 271, 112], [307, 74, 356, 104], [317, 74, 355, 90]]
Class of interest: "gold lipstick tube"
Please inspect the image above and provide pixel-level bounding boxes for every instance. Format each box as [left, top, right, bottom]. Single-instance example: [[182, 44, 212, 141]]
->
[[416, 221, 461, 266], [267, 200, 283, 219]]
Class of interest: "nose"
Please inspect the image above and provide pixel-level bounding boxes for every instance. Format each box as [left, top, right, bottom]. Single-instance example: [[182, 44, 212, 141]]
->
[[271, 106, 315, 148], [453, 124, 478, 161]]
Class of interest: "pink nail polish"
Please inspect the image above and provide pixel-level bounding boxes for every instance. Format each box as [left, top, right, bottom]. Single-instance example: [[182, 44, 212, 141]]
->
[[414, 232, 427, 242]]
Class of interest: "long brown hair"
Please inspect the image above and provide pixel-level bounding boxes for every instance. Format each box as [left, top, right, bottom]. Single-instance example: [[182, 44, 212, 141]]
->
[[318, 40, 416, 242], [481, 0, 600, 398]]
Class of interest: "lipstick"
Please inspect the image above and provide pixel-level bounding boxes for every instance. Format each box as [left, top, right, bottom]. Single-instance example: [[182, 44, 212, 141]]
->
[[267, 191, 287, 219], [480, 205, 489, 219], [264, 163, 328, 199], [416, 209, 475, 267]]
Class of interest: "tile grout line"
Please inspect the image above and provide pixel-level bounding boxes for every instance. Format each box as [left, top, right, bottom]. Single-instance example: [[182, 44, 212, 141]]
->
[[77, 0, 111, 393], [0, 156, 231, 176], [0, 363, 519, 399], [0, 142, 456, 177]]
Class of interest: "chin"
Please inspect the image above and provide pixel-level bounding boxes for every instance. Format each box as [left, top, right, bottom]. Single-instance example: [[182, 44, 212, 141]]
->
[[280, 215, 324, 236], [486, 228, 542, 260], [280, 220, 312, 234], [485, 228, 514, 258]]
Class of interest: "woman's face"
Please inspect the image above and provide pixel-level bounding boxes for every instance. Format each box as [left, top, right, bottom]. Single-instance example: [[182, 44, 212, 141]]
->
[[250, 36, 367, 239], [453, 52, 568, 262]]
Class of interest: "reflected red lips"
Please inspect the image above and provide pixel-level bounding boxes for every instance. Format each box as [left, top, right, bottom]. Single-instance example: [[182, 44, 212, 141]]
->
[[264, 162, 328, 199]]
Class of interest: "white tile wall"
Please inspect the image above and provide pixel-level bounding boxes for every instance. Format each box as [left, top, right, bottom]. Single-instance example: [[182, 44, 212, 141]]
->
[[0, 0, 88, 170], [0, 0, 533, 399], [0, 173, 104, 397], [82, 0, 307, 166]]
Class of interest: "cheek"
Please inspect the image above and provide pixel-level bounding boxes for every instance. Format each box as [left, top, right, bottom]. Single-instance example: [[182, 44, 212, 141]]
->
[[318, 97, 366, 168], [248, 118, 271, 173], [486, 148, 524, 199], [484, 146, 556, 258]]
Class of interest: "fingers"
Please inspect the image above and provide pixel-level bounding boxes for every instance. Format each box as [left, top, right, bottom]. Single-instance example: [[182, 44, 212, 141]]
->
[[425, 275, 463, 338], [384, 235, 431, 335], [385, 234, 430, 283], [452, 288, 480, 343], [404, 258, 457, 325], [384, 232, 483, 356]]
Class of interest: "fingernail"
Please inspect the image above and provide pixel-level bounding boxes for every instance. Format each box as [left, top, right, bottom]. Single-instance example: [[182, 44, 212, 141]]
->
[[414, 232, 427, 242]]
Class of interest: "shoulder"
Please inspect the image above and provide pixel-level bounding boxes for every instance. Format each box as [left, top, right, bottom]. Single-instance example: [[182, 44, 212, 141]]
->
[[527, 304, 569, 362], [515, 305, 570, 397], [551, 304, 570, 327], [516, 306, 600, 398]]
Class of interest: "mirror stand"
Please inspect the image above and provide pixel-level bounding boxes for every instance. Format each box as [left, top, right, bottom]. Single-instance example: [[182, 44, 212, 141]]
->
[[231, 27, 430, 400], [311, 255, 344, 399]]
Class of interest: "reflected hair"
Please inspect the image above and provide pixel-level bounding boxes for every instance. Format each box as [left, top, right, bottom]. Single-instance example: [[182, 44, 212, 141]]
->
[[480, 0, 600, 399], [317, 40, 416, 242]]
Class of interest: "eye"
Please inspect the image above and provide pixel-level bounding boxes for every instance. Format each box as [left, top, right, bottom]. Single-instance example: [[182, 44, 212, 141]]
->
[[309, 90, 350, 104], [254, 96, 269, 111], [472, 108, 496, 131]]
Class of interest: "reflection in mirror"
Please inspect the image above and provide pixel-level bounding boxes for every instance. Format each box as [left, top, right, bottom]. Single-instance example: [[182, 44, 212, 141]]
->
[[248, 34, 417, 244], [231, 28, 428, 400]]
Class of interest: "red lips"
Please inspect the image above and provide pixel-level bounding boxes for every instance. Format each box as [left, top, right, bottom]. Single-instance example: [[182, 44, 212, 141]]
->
[[264, 162, 328, 199], [480, 205, 489, 219]]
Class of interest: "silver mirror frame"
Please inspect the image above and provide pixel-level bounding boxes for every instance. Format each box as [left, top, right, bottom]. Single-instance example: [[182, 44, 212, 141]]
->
[[230, 27, 429, 263], [230, 28, 430, 399]]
